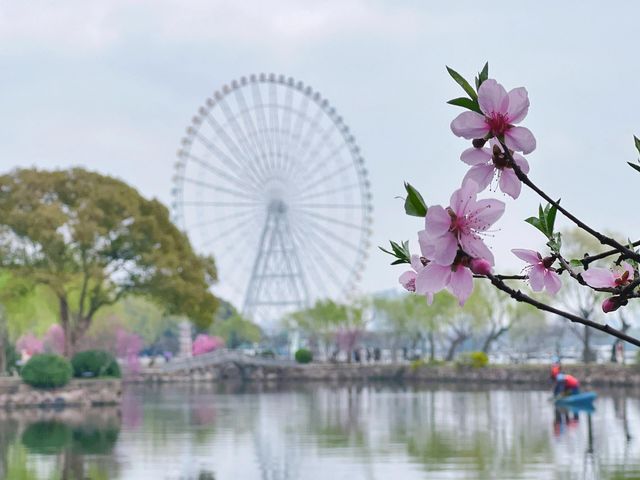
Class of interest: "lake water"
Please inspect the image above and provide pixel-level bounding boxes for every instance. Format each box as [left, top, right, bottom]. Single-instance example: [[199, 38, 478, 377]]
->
[[2, 382, 640, 479]]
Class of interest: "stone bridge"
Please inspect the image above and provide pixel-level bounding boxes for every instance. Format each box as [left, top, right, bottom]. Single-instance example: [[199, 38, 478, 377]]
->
[[135, 349, 297, 382]]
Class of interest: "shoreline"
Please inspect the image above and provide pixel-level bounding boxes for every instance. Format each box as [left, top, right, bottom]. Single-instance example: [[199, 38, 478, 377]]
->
[[127, 362, 640, 388]]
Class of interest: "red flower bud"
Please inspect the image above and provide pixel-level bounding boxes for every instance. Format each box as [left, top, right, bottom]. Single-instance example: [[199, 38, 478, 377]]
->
[[602, 297, 620, 313], [470, 258, 492, 276]]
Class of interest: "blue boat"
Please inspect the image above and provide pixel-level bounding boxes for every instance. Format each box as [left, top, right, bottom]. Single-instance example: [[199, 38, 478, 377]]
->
[[555, 392, 597, 407]]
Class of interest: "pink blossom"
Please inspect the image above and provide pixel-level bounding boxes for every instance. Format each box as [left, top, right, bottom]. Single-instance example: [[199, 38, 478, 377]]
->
[[581, 262, 635, 288], [399, 254, 435, 304], [451, 79, 536, 154], [415, 260, 474, 306], [43, 324, 65, 355], [469, 258, 492, 276], [461, 141, 530, 199], [421, 180, 504, 266], [512, 249, 562, 295], [192, 334, 225, 356], [602, 297, 620, 313], [16, 333, 44, 356]]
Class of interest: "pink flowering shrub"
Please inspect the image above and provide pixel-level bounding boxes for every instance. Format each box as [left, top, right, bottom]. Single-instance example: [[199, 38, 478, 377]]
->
[[43, 324, 65, 355], [116, 328, 143, 374], [192, 334, 225, 356], [16, 333, 44, 357], [384, 63, 640, 348]]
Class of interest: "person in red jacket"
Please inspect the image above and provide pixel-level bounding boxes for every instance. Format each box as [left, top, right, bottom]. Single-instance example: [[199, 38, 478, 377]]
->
[[552, 369, 580, 397]]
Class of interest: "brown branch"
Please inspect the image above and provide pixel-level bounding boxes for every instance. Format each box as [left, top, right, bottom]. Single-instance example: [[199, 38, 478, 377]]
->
[[498, 140, 640, 263], [485, 273, 640, 348]]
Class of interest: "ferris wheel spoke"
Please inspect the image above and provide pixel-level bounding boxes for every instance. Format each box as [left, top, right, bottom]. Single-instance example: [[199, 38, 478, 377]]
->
[[182, 152, 259, 195], [293, 160, 353, 197], [193, 131, 264, 191], [182, 200, 262, 208], [185, 208, 258, 231], [233, 91, 271, 178], [293, 209, 367, 232], [278, 88, 295, 174], [296, 215, 363, 254], [251, 85, 277, 173], [289, 224, 335, 298], [295, 202, 365, 209], [267, 85, 284, 172], [176, 175, 261, 201], [291, 182, 360, 203], [197, 212, 263, 250], [283, 95, 311, 175], [295, 220, 356, 276], [287, 107, 325, 177]]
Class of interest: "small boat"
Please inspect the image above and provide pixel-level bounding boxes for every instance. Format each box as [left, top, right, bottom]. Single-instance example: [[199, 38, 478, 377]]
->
[[555, 392, 597, 406]]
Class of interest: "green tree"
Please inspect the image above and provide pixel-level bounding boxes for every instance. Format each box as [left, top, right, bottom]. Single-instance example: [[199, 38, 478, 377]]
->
[[0, 168, 219, 356]]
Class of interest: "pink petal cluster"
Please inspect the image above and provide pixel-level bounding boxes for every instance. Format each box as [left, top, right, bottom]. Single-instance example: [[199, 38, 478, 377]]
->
[[581, 262, 635, 288], [192, 334, 225, 356], [421, 180, 504, 266], [399, 254, 434, 305], [451, 79, 536, 154], [461, 141, 530, 199], [416, 260, 474, 306], [512, 249, 561, 295]]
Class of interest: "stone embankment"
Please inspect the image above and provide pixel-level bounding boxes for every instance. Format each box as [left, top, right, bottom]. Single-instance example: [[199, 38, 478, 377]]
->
[[0, 378, 122, 408], [130, 353, 640, 388]]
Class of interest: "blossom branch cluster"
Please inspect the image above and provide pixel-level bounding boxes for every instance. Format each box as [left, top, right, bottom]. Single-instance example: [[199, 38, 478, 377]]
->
[[386, 63, 640, 347]]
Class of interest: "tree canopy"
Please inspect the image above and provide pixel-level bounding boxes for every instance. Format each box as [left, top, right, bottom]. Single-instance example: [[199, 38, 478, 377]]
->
[[0, 168, 219, 354]]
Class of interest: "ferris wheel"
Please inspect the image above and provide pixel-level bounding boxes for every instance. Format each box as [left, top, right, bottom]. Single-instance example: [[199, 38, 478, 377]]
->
[[172, 73, 373, 325]]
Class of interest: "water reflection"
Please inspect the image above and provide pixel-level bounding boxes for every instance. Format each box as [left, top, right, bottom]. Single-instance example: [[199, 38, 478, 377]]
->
[[3, 383, 640, 479]]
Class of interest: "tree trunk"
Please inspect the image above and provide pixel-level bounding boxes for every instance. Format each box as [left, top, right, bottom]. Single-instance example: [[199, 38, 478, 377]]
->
[[445, 332, 468, 361], [481, 326, 509, 354], [60, 296, 73, 357], [428, 332, 436, 362], [582, 326, 594, 363], [0, 307, 7, 374]]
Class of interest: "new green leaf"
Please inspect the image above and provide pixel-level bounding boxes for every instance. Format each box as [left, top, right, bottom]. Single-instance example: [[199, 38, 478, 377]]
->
[[403, 182, 428, 217], [446, 66, 478, 100]]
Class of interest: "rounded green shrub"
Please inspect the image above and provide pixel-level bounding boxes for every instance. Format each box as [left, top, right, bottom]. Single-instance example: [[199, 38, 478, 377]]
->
[[71, 350, 121, 378], [21, 354, 72, 388], [22, 421, 71, 454], [456, 351, 489, 368], [294, 348, 313, 364]]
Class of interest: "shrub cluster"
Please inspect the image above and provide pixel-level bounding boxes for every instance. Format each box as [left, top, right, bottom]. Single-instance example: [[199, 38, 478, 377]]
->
[[456, 351, 489, 369], [71, 350, 121, 378], [21, 354, 72, 388], [294, 348, 313, 364]]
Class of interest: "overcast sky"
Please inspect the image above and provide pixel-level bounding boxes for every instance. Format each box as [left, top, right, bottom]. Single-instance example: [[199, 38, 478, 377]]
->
[[2, 1, 639, 302]]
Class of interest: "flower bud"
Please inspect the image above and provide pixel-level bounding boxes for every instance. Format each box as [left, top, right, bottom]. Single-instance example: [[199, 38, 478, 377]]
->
[[602, 297, 620, 313], [470, 258, 492, 276], [472, 138, 487, 148]]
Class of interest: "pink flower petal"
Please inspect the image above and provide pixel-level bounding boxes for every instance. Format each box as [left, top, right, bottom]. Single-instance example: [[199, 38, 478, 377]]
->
[[433, 232, 458, 266], [513, 152, 530, 174], [582, 268, 616, 288], [418, 230, 436, 259], [467, 198, 505, 230], [459, 234, 495, 266], [424, 205, 451, 237], [504, 126, 536, 154], [512, 249, 541, 265], [450, 180, 478, 218], [399, 270, 416, 289], [528, 264, 546, 291], [478, 79, 509, 116], [448, 266, 474, 306], [498, 169, 522, 199], [460, 147, 492, 166], [622, 262, 635, 278], [416, 262, 451, 294], [463, 164, 495, 192], [450, 111, 490, 139], [410, 254, 423, 272], [544, 270, 562, 295], [506, 87, 530, 124]]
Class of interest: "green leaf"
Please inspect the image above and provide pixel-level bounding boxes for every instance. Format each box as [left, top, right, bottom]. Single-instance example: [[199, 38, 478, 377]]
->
[[479, 62, 489, 85], [546, 201, 559, 235], [447, 97, 482, 114], [628, 161, 640, 174], [634, 135, 640, 155], [446, 66, 477, 100], [569, 259, 583, 268], [403, 182, 428, 217], [537, 204, 548, 235], [379, 241, 411, 265], [524, 216, 546, 236]]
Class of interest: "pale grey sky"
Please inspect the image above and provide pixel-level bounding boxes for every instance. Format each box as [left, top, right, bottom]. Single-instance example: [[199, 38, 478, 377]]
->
[[2, 1, 639, 303]]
